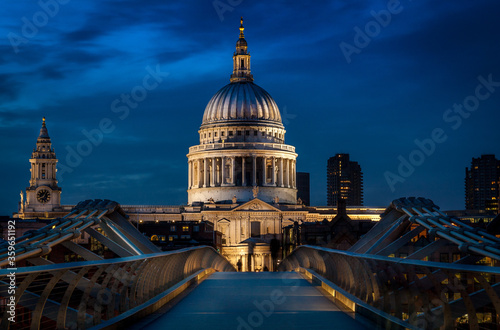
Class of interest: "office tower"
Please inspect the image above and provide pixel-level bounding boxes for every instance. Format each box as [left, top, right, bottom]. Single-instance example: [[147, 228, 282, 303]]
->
[[327, 154, 363, 206], [465, 154, 500, 212]]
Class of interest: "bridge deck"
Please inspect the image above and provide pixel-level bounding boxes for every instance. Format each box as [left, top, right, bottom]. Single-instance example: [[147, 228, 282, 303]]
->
[[135, 271, 371, 329]]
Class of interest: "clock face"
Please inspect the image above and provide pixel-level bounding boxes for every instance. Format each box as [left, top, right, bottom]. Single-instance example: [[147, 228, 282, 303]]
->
[[37, 189, 51, 203]]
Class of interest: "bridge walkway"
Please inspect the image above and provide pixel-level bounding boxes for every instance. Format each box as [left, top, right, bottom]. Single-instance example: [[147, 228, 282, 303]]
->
[[134, 272, 372, 330]]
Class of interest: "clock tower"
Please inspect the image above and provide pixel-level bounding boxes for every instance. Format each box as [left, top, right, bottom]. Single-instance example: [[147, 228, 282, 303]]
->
[[23, 117, 62, 215]]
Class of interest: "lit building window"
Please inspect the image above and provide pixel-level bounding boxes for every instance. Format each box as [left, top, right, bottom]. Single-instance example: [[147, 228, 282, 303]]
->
[[170, 225, 176, 231], [182, 226, 189, 232]]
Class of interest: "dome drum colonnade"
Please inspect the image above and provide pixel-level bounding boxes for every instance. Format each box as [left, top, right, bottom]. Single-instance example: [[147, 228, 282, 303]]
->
[[187, 155, 297, 188], [187, 18, 297, 205]]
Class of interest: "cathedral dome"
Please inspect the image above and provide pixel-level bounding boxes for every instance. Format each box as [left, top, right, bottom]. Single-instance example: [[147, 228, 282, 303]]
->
[[201, 82, 282, 126], [187, 18, 297, 206]]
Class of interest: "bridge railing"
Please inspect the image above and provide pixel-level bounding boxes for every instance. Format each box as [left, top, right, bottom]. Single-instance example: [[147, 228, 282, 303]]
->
[[279, 245, 500, 329], [0, 246, 235, 330]]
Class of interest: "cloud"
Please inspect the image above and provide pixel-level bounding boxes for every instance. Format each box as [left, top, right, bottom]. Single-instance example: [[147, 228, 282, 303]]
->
[[0, 74, 23, 102], [38, 65, 66, 80]]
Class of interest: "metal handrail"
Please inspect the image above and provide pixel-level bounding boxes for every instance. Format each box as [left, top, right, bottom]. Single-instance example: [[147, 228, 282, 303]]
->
[[280, 245, 500, 329], [0, 246, 235, 329]]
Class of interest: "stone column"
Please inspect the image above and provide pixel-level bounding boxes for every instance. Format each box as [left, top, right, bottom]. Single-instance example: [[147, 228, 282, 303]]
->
[[252, 156, 257, 186], [293, 160, 296, 188], [211, 157, 216, 187], [203, 158, 208, 188], [262, 157, 267, 186], [231, 157, 235, 186], [188, 160, 192, 189], [272, 156, 276, 186], [279, 158, 284, 187], [285, 159, 289, 188], [197, 159, 201, 188], [288, 159, 291, 188], [241, 157, 246, 186], [222, 156, 226, 185]]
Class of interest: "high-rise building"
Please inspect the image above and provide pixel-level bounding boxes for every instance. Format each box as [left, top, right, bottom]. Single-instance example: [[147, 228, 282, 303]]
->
[[465, 154, 500, 212], [327, 154, 363, 206], [296, 172, 310, 206]]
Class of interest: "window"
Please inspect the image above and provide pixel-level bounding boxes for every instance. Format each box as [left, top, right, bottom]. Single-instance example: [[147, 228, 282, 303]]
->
[[261, 132, 265, 136], [222, 131, 225, 136], [181, 235, 191, 239], [182, 226, 189, 232], [246, 130, 250, 136], [193, 226, 199, 232], [170, 225, 176, 231], [215, 132, 218, 137], [209, 133, 211, 137], [251, 221, 261, 237], [151, 235, 159, 242], [254, 131, 257, 136], [229, 131, 233, 136], [237, 130, 242, 136]]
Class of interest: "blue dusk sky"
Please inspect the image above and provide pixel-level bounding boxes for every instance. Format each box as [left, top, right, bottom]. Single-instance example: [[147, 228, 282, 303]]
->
[[1, 0, 499, 215]]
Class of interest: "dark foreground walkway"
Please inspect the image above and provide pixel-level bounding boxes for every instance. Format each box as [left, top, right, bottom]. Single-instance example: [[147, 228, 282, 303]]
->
[[134, 272, 371, 330]]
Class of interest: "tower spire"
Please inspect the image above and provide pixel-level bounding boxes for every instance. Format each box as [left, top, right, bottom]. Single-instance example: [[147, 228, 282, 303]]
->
[[230, 17, 253, 83], [23, 116, 62, 216], [38, 116, 50, 140], [239, 17, 245, 39]]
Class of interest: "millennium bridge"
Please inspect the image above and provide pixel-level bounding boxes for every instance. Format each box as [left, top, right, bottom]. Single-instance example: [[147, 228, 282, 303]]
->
[[1, 197, 499, 329]]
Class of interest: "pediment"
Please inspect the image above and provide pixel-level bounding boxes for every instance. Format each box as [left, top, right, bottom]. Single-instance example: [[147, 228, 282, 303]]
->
[[232, 199, 281, 212], [218, 218, 231, 223]]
